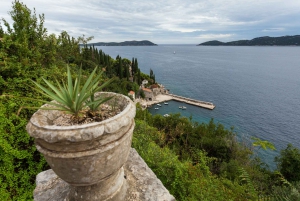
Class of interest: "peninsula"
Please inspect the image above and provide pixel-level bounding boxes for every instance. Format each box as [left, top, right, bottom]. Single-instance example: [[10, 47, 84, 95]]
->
[[198, 35, 300, 46], [87, 40, 157, 46]]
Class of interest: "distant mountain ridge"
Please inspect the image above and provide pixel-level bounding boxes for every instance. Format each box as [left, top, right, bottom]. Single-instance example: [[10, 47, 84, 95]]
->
[[198, 35, 300, 46], [88, 40, 157, 46]]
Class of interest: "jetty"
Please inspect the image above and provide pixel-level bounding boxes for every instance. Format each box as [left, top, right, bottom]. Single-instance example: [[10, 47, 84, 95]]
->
[[170, 94, 215, 110], [138, 94, 215, 110]]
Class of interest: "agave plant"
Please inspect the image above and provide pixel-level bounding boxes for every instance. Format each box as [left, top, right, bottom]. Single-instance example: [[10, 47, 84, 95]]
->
[[32, 65, 114, 118]]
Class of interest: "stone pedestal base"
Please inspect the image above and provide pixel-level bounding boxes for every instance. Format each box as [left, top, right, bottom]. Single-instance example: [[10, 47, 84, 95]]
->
[[68, 167, 127, 201], [34, 148, 175, 201]]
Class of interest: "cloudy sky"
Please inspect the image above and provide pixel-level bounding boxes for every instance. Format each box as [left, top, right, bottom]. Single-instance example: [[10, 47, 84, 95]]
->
[[1, 0, 300, 44]]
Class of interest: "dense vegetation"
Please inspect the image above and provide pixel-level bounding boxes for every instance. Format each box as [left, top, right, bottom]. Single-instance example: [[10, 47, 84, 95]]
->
[[198, 35, 300, 46], [88, 40, 157, 46], [1, 1, 300, 200], [134, 107, 300, 200]]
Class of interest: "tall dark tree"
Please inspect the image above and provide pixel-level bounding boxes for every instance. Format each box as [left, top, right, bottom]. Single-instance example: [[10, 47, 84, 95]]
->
[[118, 57, 122, 79], [134, 58, 138, 74], [125, 65, 129, 81], [149, 68, 156, 84], [137, 69, 141, 85], [131, 57, 135, 76], [103, 53, 107, 65], [99, 52, 103, 65], [0, 25, 4, 37], [99, 50, 103, 64]]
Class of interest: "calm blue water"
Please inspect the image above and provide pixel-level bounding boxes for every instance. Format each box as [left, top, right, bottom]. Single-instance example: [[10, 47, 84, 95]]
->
[[97, 45, 300, 169]]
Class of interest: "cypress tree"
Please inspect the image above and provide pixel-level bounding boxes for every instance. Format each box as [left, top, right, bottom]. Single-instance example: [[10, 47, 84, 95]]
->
[[125, 65, 129, 81], [150, 69, 153, 79], [118, 57, 122, 79], [89, 46, 93, 60], [134, 58, 138, 73], [95, 48, 99, 64], [99, 50, 103, 64], [105, 55, 109, 67], [103, 53, 106, 65], [131, 57, 135, 76], [137, 69, 141, 85]]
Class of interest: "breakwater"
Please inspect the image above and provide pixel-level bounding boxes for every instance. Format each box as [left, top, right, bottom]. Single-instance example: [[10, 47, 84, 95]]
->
[[169, 94, 215, 110]]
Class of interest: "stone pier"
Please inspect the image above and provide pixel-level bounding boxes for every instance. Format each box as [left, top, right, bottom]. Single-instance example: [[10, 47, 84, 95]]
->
[[170, 94, 215, 110], [138, 94, 215, 110]]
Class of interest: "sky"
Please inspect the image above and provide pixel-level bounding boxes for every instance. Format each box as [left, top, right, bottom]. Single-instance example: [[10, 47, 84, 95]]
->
[[1, 0, 300, 44]]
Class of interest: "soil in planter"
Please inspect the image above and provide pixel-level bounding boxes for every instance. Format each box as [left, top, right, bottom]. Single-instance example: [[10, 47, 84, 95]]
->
[[53, 104, 122, 126]]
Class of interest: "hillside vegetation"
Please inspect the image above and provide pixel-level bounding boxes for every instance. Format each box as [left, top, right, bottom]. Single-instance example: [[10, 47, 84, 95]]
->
[[1, 1, 300, 200], [88, 40, 157, 46], [198, 35, 300, 46]]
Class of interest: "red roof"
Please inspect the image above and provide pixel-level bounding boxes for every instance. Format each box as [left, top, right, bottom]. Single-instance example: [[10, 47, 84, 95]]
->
[[142, 88, 152, 92], [129, 91, 135, 95], [151, 84, 159, 88]]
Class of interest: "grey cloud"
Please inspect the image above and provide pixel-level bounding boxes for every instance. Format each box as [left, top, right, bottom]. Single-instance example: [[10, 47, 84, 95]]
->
[[1, 0, 300, 44]]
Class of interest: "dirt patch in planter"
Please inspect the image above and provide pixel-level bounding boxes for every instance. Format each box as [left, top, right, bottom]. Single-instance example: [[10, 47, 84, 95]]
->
[[53, 104, 122, 126]]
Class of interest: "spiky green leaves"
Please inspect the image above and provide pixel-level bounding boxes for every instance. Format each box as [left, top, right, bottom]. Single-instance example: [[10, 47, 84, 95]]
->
[[32, 66, 114, 117]]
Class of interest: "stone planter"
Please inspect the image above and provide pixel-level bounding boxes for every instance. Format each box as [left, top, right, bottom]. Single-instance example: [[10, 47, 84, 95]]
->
[[26, 92, 136, 201]]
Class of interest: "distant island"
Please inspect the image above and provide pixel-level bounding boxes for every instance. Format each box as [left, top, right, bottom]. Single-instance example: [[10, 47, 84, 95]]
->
[[198, 35, 300, 46], [87, 40, 157, 46]]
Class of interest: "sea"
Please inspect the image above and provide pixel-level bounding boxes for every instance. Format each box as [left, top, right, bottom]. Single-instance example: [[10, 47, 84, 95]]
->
[[96, 45, 300, 169]]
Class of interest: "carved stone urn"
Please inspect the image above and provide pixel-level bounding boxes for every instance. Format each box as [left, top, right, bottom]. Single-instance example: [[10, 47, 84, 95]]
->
[[26, 92, 136, 201]]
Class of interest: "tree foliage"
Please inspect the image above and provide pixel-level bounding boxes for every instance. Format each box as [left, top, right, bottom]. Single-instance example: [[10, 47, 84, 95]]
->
[[275, 144, 300, 182]]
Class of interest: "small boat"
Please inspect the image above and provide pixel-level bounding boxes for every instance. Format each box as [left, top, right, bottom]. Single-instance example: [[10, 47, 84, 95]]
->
[[164, 102, 168, 105], [155, 107, 159, 110], [174, 51, 176, 54], [179, 106, 182, 109], [182, 106, 187, 110], [157, 104, 161, 107], [163, 114, 170, 117]]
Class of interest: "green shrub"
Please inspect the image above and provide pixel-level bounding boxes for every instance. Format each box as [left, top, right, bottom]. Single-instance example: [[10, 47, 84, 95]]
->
[[0, 99, 47, 200], [133, 120, 258, 201], [275, 144, 300, 182]]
